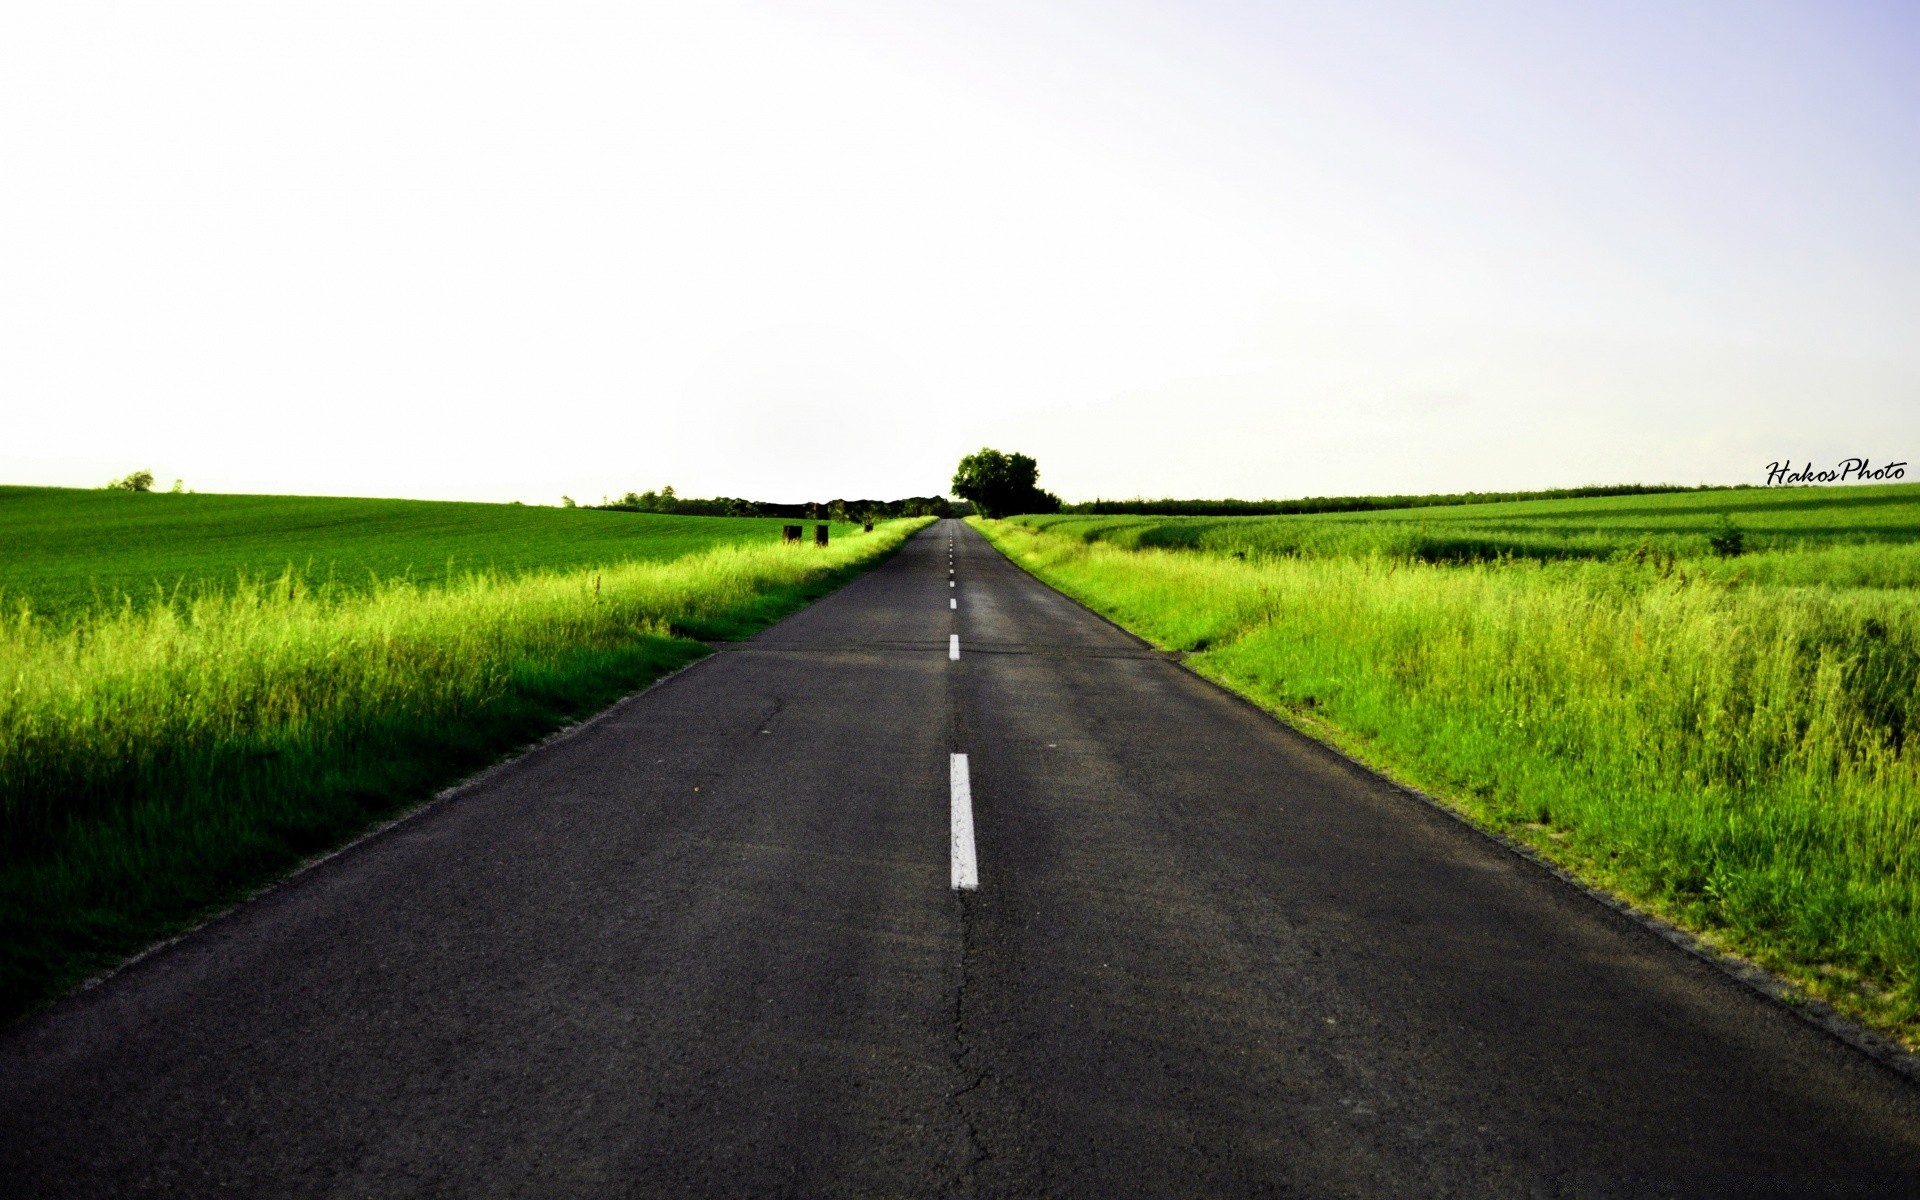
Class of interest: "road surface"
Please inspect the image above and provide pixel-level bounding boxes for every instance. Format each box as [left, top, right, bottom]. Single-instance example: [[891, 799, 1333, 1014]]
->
[[3, 519, 1918, 1197]]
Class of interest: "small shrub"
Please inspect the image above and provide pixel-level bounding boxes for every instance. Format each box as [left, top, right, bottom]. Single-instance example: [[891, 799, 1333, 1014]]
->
[[1708, 515, 1746, 557], [105, 470, 154, 493]]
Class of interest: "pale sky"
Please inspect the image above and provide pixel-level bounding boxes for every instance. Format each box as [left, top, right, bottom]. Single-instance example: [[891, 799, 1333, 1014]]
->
[[3, 1, 1915, 504]]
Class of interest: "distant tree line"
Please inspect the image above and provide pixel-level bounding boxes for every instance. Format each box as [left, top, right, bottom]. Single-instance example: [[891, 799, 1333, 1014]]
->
[[596, 486, 970, 521], [1064, 483, 1733, 518]]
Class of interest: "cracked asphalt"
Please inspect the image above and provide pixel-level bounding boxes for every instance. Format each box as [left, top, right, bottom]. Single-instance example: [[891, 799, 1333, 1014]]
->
[[2, 518, 1919, 1197]]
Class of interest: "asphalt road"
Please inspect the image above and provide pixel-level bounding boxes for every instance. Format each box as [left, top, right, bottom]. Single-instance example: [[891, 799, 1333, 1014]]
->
[[3, 518, 1919, 1197]]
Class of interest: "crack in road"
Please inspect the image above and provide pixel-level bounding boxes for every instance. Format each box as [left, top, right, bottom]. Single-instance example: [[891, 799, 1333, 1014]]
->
[[946, 888, 991, 1199]]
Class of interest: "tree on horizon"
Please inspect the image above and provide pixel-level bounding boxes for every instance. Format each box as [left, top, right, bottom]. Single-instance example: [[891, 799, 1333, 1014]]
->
[[951, 448, 1061, 518]]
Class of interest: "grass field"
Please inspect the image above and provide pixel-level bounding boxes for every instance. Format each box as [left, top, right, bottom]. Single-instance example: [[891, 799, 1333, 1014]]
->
[[0, 487, 923, 1022], [0, 485, 861, 624], [1023, 483, 1920, 587], [982, 482, 1920, 1045]]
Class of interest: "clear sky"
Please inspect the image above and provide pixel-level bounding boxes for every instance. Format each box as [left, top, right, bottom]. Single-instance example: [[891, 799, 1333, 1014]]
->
[[3, 1, 1914, 504]]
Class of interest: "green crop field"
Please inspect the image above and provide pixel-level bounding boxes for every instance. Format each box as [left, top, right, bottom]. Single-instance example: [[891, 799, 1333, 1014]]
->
[[0, 485, 923, 1022], [0, 485, 862, 624], [1023, 483, 1920, 587], [981, 482, 1920, 1046]]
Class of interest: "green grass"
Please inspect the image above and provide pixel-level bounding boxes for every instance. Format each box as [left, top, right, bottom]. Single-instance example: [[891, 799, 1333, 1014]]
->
[[0, 485, 863, 624], [0, 488, 926, 1023], [982, 482, 1920, 1045], [1020, 482, 1920, 586]]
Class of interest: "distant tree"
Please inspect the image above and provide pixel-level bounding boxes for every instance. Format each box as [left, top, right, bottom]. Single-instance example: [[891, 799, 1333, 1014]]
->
[[950, 448, 1061, 518], [561, 495, 576, 508], [169, 478, 184, 494], [106, 469, 154, 492]]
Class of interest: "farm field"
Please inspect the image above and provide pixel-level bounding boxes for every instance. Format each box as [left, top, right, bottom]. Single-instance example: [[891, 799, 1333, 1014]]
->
[[982, 482, 1920, 1045], [0, 485, 861, 623], [0, 486, 922, 1021], [1038, 482, 1920, 586]]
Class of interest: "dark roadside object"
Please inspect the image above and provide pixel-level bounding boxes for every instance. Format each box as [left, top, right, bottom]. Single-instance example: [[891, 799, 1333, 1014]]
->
[[783, 525, 802, 544], [863, 521, 874, 533], [815, 524, 830, 547]]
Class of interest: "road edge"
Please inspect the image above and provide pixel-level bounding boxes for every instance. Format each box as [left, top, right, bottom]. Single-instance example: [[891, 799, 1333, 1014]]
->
[[965, 518, 1920, 1090], [41, 523, 939, 1023], [60, 649, 718, 1008]]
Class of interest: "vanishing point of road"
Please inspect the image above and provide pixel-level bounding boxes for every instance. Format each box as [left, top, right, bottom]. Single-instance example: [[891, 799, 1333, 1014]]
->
[[3, 520, 1918, 1197]]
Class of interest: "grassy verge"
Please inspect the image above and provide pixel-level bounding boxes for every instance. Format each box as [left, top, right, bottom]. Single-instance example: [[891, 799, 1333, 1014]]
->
[[0, 519, 930, 1022], [974, 511, 1920, 1047]]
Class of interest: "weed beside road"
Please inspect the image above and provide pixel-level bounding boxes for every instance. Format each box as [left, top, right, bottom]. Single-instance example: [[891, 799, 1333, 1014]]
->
[[0, 517, 928, 1022], [979, 486, 1920, 1046]]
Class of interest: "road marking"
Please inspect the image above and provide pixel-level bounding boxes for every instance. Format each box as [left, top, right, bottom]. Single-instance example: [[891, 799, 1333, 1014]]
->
[[950, 580, 954, 588], [949, 634, 960, 660], [950, 753, 978, 890], [950, 598, 956, 609]]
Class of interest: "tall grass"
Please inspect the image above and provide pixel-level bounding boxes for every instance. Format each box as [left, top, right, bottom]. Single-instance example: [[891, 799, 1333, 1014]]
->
[[978, 518, 1920, 1042], [0, 521, 928, 1020]]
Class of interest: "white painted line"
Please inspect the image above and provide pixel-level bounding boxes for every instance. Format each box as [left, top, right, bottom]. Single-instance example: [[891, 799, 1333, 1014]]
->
[[949, 634, 960, 660], [950, 580, 954, 588], [950, 598, 956, 609], [950, 753, 978, 890]]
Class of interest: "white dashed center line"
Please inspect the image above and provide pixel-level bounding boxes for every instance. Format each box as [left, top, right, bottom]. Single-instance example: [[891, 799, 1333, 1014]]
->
[[949, 634, 960, 660], [950, 753, 978, 890], [950, 598, 956, 610]]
